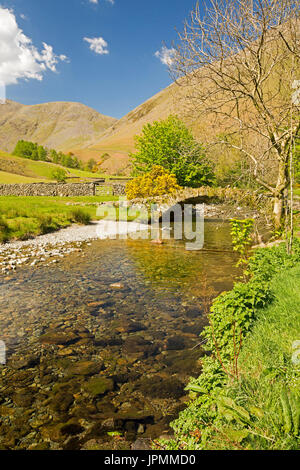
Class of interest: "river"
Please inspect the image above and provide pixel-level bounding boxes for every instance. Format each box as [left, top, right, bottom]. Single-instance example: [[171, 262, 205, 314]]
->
[[0, 218, 239, 450]]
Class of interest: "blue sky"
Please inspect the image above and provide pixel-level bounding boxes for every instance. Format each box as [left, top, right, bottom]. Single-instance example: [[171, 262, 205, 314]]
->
[[0, 0, 199, 118]]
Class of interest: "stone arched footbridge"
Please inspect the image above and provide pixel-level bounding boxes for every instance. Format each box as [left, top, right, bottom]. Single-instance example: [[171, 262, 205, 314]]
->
[[125, 186, 272, 217]]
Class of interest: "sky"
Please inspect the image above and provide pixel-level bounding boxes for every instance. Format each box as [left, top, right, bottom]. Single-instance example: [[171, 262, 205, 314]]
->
[[0, 0, 200, 118]]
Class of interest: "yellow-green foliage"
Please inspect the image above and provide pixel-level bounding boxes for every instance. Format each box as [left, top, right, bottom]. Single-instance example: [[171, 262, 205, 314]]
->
[[125, 165, 180, 200]]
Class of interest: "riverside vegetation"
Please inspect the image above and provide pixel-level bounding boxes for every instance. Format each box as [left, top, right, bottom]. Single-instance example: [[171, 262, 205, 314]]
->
[[0, 196, 119, 242], [157, 240, 300, 450]]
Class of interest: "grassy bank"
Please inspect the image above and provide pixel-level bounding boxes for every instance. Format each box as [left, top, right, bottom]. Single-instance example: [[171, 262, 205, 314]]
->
[[0, 196, 121, 242], [158, 241, 300, 450]]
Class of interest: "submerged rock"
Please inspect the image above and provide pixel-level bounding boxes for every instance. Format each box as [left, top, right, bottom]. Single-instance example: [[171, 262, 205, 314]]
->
[[85, 377, 114, 397], [39, 331, 79, 346], [136, 376, 185, 399], [65, 361, 103, 377]]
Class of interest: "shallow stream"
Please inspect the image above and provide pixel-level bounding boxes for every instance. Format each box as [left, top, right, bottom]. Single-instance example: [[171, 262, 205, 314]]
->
[[0, 219, 239, 450]]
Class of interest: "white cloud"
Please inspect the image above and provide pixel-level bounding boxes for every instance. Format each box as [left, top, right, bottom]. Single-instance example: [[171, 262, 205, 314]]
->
[[84, 36, 109, 55], [0, 7, 68, 86], [88, 0, 114, 5], [155, 46, 176, 67]]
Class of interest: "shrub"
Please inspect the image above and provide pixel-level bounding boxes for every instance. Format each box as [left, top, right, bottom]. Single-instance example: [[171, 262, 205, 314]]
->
[[0, 216, 10, 243], [37, 215, 56, 235], [126, 165, 180, 199], [130, 115, 215, 187], [51, 168, 67, 183], [230, 218, 254, 267], [71, 209, 91, 225]]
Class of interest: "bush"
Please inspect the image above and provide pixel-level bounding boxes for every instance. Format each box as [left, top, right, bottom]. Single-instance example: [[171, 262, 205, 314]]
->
[[130, 116, 215, 187], [126, 165, 180, 200], [0, 216, 10, 243], [37, 215, 56, 235], [51, 168, 67, 183], [71, 209, 91, 225]]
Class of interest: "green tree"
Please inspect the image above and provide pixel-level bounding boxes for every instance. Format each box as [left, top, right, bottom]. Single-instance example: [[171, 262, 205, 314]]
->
[[50, 149, 59, 164], [37, 145, 47, 161], [86, 158, 97, 171], [51, 168, 67, 183], [130, 115, 214, 187], [13, 140, 37, 159]]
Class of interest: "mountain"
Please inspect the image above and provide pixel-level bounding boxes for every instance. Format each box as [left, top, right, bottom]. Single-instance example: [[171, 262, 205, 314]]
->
[[0, 100, 116, 154], [73, 84, 179, 174], [72, 81, 220, 175]]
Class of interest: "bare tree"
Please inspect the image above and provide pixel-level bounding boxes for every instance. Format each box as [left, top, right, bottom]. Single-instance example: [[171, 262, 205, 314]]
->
[[171, 0, 300, 229]]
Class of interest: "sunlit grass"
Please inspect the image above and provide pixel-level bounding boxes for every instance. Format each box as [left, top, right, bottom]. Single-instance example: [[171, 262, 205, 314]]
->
[[0, 195, 136, 242]]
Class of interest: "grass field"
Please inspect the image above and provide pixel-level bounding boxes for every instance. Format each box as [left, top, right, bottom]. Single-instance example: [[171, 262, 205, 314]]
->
[[0, 195, 135, 242]]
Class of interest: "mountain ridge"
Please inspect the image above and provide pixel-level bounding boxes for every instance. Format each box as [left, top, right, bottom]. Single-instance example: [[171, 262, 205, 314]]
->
[[0, 99, 117, 155]]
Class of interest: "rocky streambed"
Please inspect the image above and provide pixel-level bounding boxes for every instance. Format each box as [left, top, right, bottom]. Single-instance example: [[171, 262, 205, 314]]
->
[[0, 220, 239, 450]]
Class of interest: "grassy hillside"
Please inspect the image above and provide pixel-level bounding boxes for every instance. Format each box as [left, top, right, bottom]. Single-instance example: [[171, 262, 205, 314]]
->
[[73, 85, 178, 174], [0, 100, 116, 154], [0, 170, 47, 184], [0, 151, 105, 183], [74, 77, 246, 175]]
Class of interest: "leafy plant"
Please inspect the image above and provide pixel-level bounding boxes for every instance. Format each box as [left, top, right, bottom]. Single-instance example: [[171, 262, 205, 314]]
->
[[230, 218, 254, 267], [71, 209, 91, 225], [0, 216, 10, 243], [37, 215, 56, 235], [158, 240, 300, 450], [51, 168, 67, 183]]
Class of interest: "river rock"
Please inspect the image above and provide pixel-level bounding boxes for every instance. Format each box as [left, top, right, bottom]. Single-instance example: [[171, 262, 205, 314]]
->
[[131, 438, 152, 450], [123, 336, 157, 359], [115, 320, 145, 334], [13, 390, 34, 408], [110, 283, 125, 290], [39, 331, 79, 345], [49, 392, 74, 412], [85, 377, 114, 397], [10, 354, 40, 370], [136, 376, 185, 399], [165, 336, 188, 350], [65, 360, 103, 377]]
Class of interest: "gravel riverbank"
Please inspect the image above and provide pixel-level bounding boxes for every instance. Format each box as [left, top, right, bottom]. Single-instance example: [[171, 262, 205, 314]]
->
[[0, 221, 149, 275], [0, 203, 263, 275]]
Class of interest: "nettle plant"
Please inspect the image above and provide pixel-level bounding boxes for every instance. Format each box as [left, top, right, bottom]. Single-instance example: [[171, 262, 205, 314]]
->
[[230, 218, 254, 267]]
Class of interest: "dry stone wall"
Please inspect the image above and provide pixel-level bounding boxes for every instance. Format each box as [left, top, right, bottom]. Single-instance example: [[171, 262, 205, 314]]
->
[[112, 183, 126, 196], [0, 182, 127, 197], [0, 183, 96, 197]]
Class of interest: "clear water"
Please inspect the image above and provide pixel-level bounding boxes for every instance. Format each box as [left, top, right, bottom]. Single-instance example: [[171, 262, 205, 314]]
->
[[0, 219, 239, 449]]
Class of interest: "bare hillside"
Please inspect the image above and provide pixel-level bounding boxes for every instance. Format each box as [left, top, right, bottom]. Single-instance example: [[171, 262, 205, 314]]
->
[[73, 80, 224, 175], [0, 100, 116, 153]]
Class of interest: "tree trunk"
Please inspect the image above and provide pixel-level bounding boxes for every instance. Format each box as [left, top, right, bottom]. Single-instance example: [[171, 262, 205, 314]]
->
[[273, 192, 284, 230], [273, 159, 288, 231]]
